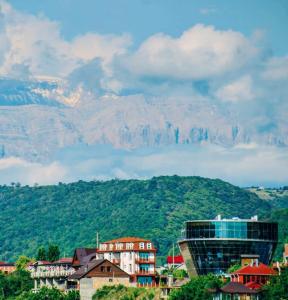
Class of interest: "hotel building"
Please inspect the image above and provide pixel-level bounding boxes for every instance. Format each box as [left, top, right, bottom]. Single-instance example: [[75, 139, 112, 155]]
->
[[96, 237, 156, 286]]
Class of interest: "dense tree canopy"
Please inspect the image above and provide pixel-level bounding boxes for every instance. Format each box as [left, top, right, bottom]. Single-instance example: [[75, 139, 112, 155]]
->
[[169, 274, 222, 300], [0, 270, 33, 299], [0, 176, 280, 261]]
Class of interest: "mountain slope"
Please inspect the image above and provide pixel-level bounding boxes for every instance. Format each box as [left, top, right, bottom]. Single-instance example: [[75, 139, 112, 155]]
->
[[0, 176, 272, 261]]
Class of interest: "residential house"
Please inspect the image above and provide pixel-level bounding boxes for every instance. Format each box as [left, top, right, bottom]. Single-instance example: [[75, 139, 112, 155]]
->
[[0, 261, 16, 274], [213, 282, 260, 300], [69, 259, 130, 300], [30, 258, 76, 291], [230, 262, 277, 288]]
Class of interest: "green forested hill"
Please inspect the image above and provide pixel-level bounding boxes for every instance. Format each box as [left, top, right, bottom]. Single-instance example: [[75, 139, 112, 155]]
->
[[0, 176, 273, 261]]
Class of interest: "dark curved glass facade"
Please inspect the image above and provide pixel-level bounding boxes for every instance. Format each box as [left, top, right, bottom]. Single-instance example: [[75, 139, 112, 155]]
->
[[179, 220, 278, 276]]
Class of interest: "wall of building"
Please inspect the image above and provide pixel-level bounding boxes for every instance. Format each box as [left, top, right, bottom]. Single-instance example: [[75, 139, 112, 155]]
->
[[80, 277, 130, 300]]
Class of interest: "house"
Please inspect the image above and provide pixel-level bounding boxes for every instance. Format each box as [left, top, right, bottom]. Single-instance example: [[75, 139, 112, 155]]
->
[[97, 237, 156, 286], [230, 262, 277, 287], [0, 262, 16, 274], [72, 248, 97, 270], [68, 259, 130, 300], [30, 258, 76, 291], [166, 255, 186, 270], [213, 282, 260, 300]]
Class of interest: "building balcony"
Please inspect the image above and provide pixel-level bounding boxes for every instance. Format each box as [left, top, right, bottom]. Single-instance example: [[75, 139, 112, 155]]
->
[[135, 258, 155, 264], [137, 283, 158, 288], [135, 270, 155, 275], [31, 269, 75, 278]]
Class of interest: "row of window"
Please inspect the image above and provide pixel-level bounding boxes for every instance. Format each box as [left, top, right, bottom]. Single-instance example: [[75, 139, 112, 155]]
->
[[99, 242, 153, 251], [184, 222, 278, 240]]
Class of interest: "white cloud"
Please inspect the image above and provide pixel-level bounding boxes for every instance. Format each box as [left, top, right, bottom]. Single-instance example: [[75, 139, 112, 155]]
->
[[125, 24, 258, 80], [0, 157, 66, 185], [215, 75, 255, 102], [0, 0, 130, 78], [261, 56, 288, 81], [1, 144, 287, 187]]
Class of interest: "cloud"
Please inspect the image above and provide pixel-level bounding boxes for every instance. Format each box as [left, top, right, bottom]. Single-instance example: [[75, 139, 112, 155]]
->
[[0, 144, 287, 187], [0, 157, 66, 185], [261, 56, 288, 81], [215, 75, 255, 102], [199, 7, 217, 15], [0, 0, 130, 78], [124, 24, 258, 80]]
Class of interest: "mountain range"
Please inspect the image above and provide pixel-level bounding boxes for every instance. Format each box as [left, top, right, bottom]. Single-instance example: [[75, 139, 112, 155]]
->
[[0, 77, 287, 162]]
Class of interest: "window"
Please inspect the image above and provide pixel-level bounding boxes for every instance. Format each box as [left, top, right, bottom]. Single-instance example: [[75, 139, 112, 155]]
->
[[129, 264, 132, 273], [139, 242, 145, 249], [109, 244, 114, 250], [100, 266, 105, 272], [107, 266, 112, 272], [126, 243, 134, 250], [99, 244, 107, 250], [116, 243, 123, 250], [147, 243, 152, 249], [109, 278, 113, 282]]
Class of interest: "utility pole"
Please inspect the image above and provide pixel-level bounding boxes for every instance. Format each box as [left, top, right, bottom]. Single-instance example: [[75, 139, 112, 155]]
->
[[172, 243, 175, 269], [96, 232, 99, 249]]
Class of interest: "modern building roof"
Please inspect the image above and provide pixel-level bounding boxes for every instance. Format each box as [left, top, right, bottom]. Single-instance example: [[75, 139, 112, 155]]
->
[[167, 255, 184, 264], [231, 263, 277, 276], [101, 237, 151, 244], [220, 282, 259, 294]]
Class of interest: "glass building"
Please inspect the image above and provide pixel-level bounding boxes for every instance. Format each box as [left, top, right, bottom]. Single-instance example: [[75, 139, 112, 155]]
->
[[178, 216, 278, 276]]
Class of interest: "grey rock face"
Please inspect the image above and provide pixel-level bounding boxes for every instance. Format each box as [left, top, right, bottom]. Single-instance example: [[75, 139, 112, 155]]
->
[[0, 79, 286, 162]]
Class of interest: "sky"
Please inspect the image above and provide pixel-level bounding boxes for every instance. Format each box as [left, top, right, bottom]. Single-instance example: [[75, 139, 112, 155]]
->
[[0, 0, 287, 186], [7, 0, 288, 55]]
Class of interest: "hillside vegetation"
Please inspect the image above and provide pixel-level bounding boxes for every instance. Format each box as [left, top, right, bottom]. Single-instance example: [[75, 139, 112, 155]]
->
[[0, 176, 273, 261]]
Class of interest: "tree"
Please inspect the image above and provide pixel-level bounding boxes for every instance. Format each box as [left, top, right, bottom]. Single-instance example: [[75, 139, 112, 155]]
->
[[169, 274, 222, 300], [17, 287, 80, 300], [15, 256, 34, 270], [227, 263, 241, 273], [173, 269, 188, 279], [47, 244, 60, 262], [0, 270, 33, 299], [262, 268, 288, 300], [36, 247, 47, 261]]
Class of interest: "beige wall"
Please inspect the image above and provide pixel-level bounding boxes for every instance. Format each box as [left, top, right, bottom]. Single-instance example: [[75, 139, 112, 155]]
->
[[92, 276, 130, 289], [80, 277, 130, 300]]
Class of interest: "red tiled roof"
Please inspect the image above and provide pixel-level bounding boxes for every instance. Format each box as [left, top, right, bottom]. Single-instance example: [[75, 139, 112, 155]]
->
[[53, 257, 73, 264], [167, 255, 184, 264], [232, 263, 277, 276], [0, 261, 5, 265], [221, 282, 259, 294], [245, 282, 263, 290], [102, 237, 151, 244], [36, 260, 51, 265]]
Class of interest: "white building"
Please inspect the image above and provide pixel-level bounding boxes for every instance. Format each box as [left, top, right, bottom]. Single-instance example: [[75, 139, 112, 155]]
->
[[96, 237, 156, 286]]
